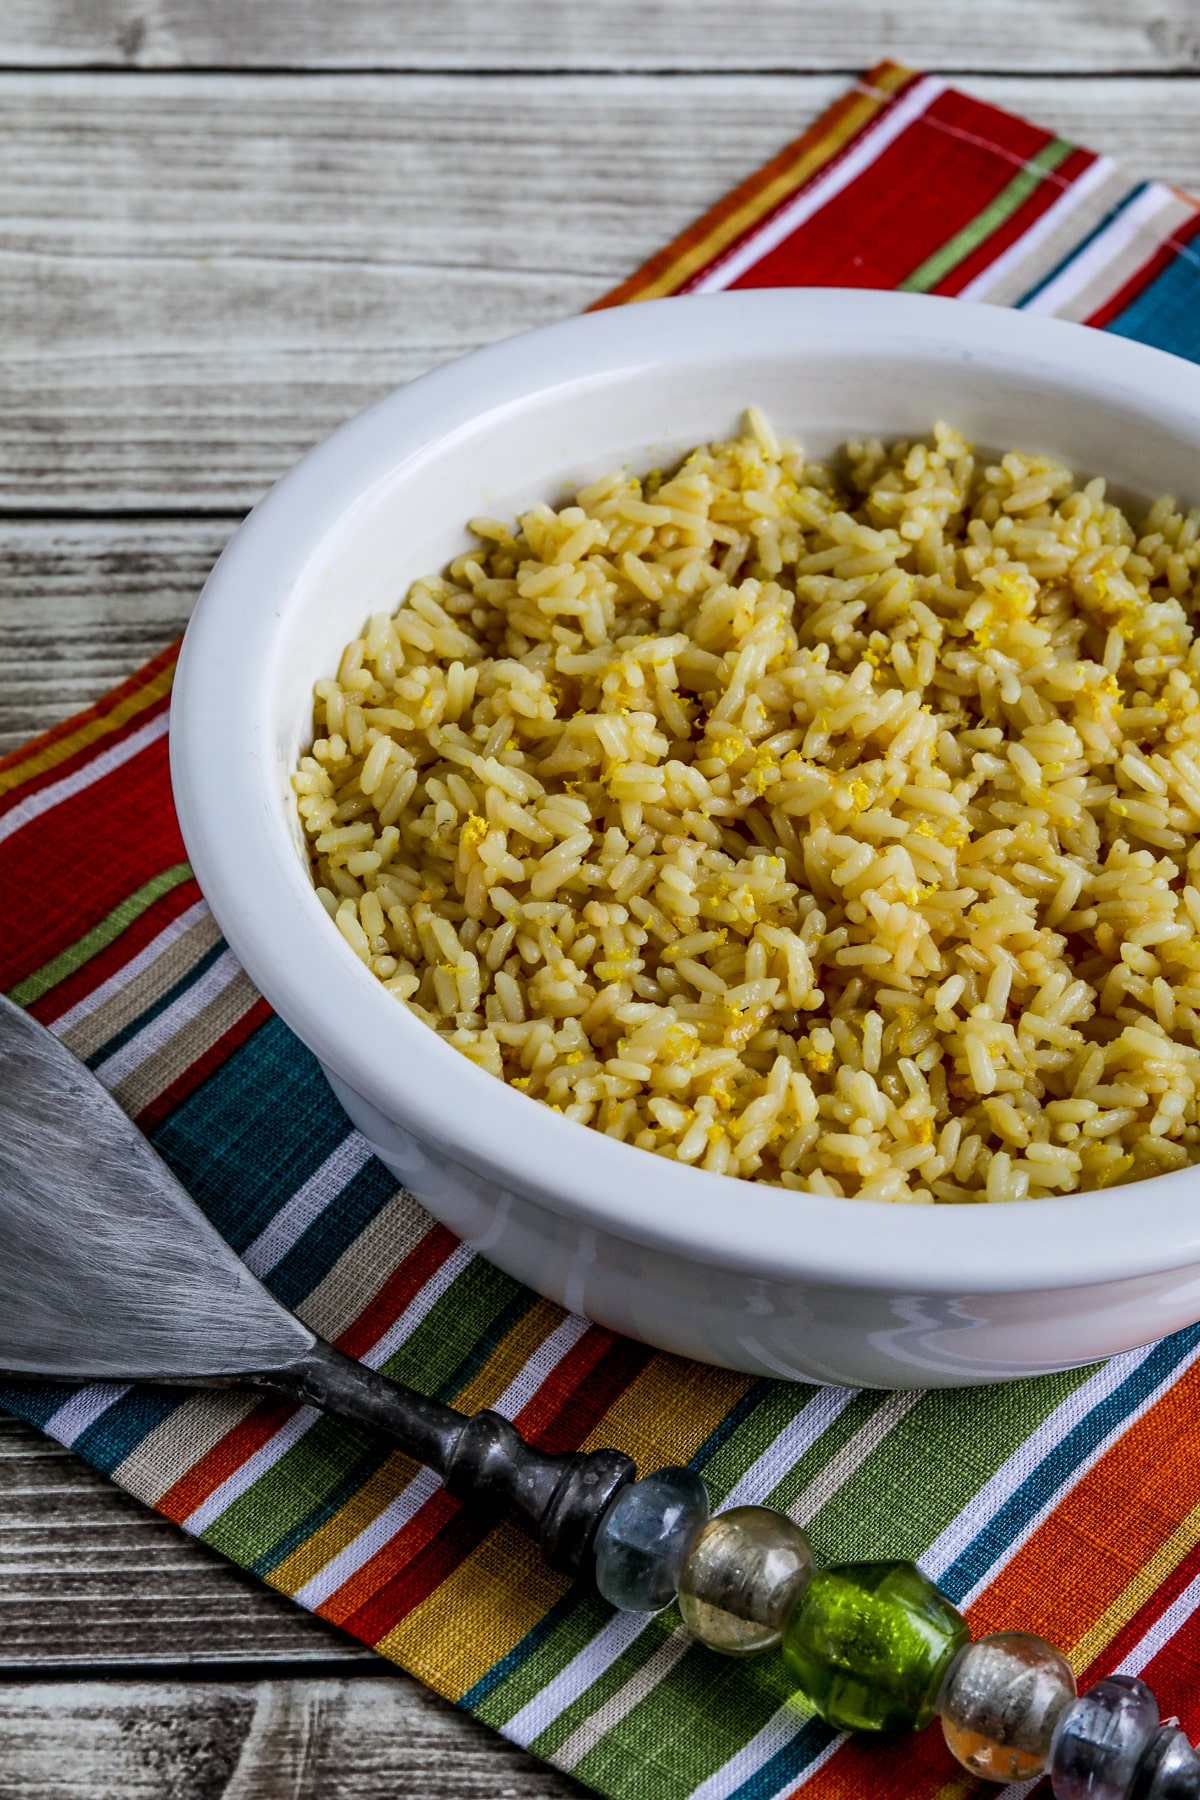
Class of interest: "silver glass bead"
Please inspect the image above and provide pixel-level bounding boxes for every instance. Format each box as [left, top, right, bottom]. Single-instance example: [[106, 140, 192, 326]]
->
[[677, 1505, 814, 1657], [939, 1630, 1076, 1782], [1134, 1726, 1200, 1800]]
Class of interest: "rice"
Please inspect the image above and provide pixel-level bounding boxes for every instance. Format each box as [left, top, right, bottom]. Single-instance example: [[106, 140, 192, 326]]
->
[[293, 414, 1200, 1202]]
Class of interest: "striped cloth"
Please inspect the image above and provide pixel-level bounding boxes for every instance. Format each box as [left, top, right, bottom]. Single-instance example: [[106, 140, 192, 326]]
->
[[5, 62, 1200, 1800]]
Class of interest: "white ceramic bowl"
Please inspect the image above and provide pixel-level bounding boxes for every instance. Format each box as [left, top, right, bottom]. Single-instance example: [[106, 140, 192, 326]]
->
[[172, 288, 1200, 1390]]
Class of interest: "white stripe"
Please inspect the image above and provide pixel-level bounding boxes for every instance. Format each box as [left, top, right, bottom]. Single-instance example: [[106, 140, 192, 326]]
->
[[242, 1135, 375, 1277], [1020, 181, 1178, 315], [931, 1343, 1200, 1608], [691, 76, 945, 294], [294, 1311, 593, 1609], [359, 1241, 477, 1370], [790, 1390, 920, 1525], [293, 1464, 444, 1610], [687, 1706, 804, 1800], [43, 1383, 130, 1448], [722, 1385, 856, 1510], [50, 899, 210, 1039], [957, 155, 1118, 302], [184, 1405, 318, 1534], [91, 945, 245, 1091], [1116, 1564, 1200, 1679], [920, 1344, 1157, 1583], [507, 1609, 653, 1749], [0, 709, 169, 848], [556, 1628, 694, 1770]]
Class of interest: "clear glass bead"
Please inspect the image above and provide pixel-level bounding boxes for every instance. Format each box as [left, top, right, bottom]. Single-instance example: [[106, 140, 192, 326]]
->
[[676, 1506, 814, 1657], [1133, 1726, 1200, 1800], [594, 1466, 709, 1612], [781, 1561, 969, 1732], [1050, 1675, 1160, 1800], [939, 1631, 1076, 1782]]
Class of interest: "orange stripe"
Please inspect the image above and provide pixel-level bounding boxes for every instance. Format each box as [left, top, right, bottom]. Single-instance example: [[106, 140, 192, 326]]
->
[[0, 641, 179, 797], [963, 1353, 1200, 1656], [1073, 1495, 1200, 1675], [591, 61, 913, 310]]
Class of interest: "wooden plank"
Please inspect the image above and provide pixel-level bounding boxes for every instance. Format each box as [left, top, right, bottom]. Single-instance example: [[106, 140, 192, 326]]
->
[[1, 0, 1197, 74], [0, 1416, 373, 1668], [0, 519, 226, 752], [2, 73, 1200, 511], [0, 1678, 588, 1798]]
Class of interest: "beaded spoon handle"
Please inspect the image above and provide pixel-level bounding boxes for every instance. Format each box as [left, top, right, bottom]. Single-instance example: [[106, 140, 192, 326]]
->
[[1, 991, 1197, 1795]]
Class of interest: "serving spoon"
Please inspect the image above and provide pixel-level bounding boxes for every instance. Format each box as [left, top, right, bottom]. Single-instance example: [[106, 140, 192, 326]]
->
[[0, 991, 635, 1574]]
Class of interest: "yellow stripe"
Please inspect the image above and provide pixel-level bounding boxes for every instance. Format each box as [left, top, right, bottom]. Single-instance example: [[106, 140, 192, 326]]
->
[[582, 1352, 753, 1470], [268, 1449, 426, 1596], [623, 65, 911, 305], [0, 657, 175, 798], [376, 1516, 566, 1695], [378, 1352, 754, 1695], [1070, 1495, 1200, 1672], [453, 1296, 571, 1417]]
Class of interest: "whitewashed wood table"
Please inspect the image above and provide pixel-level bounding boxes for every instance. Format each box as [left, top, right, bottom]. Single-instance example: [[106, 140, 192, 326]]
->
[[2, 4, 1199, 1792]]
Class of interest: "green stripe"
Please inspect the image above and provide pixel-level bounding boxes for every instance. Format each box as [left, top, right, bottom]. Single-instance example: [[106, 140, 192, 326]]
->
[[898, 138, 1075, 294], [573, 1643, 792, 1800], [6, 862, 193, 1007], [531, 1611, 683, 1761], [201, 1259, 525, 1566], [799, 1364, 1096, 1564], [700, 1381, 818, 1505]]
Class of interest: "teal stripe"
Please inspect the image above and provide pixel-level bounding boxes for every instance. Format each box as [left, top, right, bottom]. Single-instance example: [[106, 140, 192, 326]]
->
[[1016, 179, 1147, 307], [0, 1382, 80, 1430], [1105, 231, 1200, 360], [75, 1390, 183, 1474], [267, 1156, 397, 1310], [149, 1013, 353, 1254]]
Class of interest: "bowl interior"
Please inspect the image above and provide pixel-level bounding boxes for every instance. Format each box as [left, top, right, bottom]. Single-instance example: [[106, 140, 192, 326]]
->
[[272, 331, 1200, 852]]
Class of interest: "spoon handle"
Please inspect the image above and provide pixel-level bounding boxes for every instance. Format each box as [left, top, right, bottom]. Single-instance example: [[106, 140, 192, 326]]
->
[[271, 1336, 636, 1575]]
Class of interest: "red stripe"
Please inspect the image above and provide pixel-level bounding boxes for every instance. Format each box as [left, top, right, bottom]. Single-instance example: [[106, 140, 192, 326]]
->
[[1138, 1598, 1200, 1740], [157, 1394, 297, 1525], [669, 67, 926, 297], [0, 729, 186, 992], [333, 1334, 655, 1642], [335, 1225, 462, 1363], [723, 88, 1059, 294], [136, 994, 274, 1133], [933, 145, 1097, 296], [0, 639, 178, 780], [1081, 1536, 1200, 1686], [0, 684, 171, 826], [29, 873, 205, 1028], [1085, 205, 1200, 328]]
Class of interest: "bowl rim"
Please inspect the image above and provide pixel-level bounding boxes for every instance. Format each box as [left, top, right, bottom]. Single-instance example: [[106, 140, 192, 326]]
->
[[171, 286, 1200, 1297]]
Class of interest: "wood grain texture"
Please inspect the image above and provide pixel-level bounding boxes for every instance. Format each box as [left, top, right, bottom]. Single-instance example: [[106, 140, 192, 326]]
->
[[2, 0, 1199, 73], [0, 520, 226, 752], [4, 74, 1200, 509], [0, 1416, 370, 1669], [0, 1679, 588, 1798]]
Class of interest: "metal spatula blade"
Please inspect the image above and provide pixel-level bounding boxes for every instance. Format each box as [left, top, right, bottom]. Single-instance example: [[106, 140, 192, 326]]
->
[[0, 991, 314, 1381], [0, 992, 635, 1574]]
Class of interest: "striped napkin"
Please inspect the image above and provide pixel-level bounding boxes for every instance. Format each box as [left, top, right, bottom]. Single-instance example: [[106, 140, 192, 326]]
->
[[5, 62, 1200, 1800]]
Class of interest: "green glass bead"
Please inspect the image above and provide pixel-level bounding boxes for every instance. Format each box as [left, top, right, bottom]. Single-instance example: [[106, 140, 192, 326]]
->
[[781, 1561, 969, 1734]]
